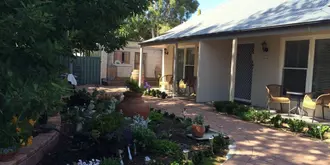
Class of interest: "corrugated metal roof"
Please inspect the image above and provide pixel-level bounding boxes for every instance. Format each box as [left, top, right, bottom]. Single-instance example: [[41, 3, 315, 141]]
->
[[141, 0, 330, 45]]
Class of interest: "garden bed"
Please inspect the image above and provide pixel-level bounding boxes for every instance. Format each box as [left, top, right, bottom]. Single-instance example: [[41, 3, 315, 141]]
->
[[37, 89, 231, 165], [38, 110, 230, 165]]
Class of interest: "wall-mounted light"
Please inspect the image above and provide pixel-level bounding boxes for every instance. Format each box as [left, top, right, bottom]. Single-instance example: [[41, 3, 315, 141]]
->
[[164, 48, 169, 55], [261, 41, 269, 52]]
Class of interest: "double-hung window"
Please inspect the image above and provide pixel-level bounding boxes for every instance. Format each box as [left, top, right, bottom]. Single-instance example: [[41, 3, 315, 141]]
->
[[282, 40, 309, 93]]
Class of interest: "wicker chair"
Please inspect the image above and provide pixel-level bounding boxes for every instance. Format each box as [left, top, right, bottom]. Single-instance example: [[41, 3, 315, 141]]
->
[[266, 84, 291, 113], [302, 93, 330, 123]]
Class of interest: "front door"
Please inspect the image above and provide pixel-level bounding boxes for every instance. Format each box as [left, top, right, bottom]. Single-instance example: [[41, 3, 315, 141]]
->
[[235, 44, 254, 102]]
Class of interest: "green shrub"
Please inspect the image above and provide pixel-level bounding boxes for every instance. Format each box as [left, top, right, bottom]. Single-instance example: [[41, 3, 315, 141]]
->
[[163, 112, 169, 117], [92, 112, 124, 134], [151, 139, 183, 160], [192, 151, 205, 165], [151, 89, 157, 97], [149, 111, 163, 122], [169, 113, 176, 119], [132, 127, 157, 149], [214, 101, 232, 112], [253, 110, 271, 123], [307, 124, 330, 138], [100, 158, 121, 165], [125, 79, 144, 93], [183, 118, 193, 127], [270, 115, 283, 128], [224, 102, 239, 115], [287, 119, 307, 132], [213, 134, 230, 154], [233, 105, 250, 116]]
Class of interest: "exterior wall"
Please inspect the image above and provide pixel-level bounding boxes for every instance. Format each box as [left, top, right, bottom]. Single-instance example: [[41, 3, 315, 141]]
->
[[239, 30, 330, 119], [238, 36, 281, 107], [100, 42, 162, 78], [196, 40, 232, 102], [164, 45, 174, 76]]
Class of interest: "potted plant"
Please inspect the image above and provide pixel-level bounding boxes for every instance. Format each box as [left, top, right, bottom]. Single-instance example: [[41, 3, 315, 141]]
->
[[117, 79, 149, 119], [192, 115, 205, 138]]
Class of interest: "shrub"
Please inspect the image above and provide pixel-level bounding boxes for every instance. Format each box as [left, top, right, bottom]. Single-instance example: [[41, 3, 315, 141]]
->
[[253, 110, 271, 123], [213, 134, 230, 154], [233, 105, 250, 116], [169, 113, 176, 119], [214, 101, 232, 112], [183, 118, 193, 127], [149, 111, 164, 122], [192, 151, 205, 165], [151, 139, 183, 160], [270, 115, 283, 128], [132, 127, 157, 150], [125, 79, 144, 93], [92, 112, 124, 134], [163, 112, 169, 117], [100, 158, 121, 165], [151, 89, 157, 97], [156, 90, 162, 97], [307, 124, 330, 138], [287, 119, 307, 132]]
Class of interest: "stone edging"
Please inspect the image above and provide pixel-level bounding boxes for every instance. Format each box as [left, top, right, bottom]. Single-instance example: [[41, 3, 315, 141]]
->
[[1, 114, 61, 165]]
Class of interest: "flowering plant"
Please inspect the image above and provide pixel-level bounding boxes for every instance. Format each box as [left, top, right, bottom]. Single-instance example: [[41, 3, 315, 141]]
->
[[144, 82, 152, 91], [0, 116, 34, 154]]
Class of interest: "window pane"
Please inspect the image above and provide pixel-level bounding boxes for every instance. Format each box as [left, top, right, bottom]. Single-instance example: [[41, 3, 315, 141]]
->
[[114, 51, 130, 64], [176, 49, 184, 81], [186, 48, 195, 65], [282, 69, 306, 93], [284, 40, 309, 68], [312, 39, 330, 93], [185, 66, 194, 80]]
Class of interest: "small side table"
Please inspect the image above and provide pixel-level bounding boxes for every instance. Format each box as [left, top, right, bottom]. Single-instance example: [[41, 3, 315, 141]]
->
[[287, 91, 306, 117]]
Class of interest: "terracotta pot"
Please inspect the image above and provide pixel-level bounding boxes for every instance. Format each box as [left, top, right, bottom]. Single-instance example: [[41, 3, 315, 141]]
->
[[192, 124, 205, 138], [117, 92, 150, 119], [0, 151, 17, 162]]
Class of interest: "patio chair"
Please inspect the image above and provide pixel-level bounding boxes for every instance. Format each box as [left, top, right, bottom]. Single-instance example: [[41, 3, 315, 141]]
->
[[266, 84, 290, 113], [159, 75, 173, 91], [302, 93, 330, 123]]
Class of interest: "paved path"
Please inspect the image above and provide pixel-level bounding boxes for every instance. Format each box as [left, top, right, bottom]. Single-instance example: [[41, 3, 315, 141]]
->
[[144, 97, 330, 165]]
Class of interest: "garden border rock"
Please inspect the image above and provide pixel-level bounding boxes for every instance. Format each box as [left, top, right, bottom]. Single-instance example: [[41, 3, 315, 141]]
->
[[1, 114, 61, 165]]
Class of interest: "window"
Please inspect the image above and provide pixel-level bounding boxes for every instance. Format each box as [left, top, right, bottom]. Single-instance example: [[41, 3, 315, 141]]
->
[[312, 39, 330, 94], [114, 51, 130, 64], [282, 40, 309, 93], [185, 48, 195, 79], [134, 52, 147, 70]]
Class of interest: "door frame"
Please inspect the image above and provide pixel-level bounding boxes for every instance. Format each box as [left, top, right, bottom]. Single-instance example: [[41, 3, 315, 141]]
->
[[234, 43, 255, 103]]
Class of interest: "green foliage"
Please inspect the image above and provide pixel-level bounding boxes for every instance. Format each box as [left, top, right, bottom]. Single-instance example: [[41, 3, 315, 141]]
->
[[132, 127, 157, 149], [183, 118, 193, 127], [193, 114, 204, 125], [213, 101, 239, 114], [156, 90, 162, 97], [124, 0, 199, 40], [169, 113, 176, 119], [251, 110, 271, 123], [149, 111, 164, 122], [307, 124, 330, 138], [287, 119, 307, 132], [270, 115, 283, 128], [92, 112, 124, 134], [213, 134, 230, 154], [163, 112, 169, 117], [100, 157, 121, 165], [192, 151, 205, 165], [151, 139, 183, 160], [125, 79, 144, 93], [151, 89, 157, 97]]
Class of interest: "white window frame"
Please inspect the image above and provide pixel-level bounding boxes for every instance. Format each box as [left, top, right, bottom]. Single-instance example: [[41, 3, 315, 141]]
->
[[279, 34, 330, 93], [177, 45, 197, 80]]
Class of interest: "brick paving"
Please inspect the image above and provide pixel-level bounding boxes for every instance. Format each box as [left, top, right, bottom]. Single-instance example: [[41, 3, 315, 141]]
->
[[144, 97, 330, 165]]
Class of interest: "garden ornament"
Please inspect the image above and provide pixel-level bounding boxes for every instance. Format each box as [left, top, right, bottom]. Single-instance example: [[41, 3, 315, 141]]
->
[[183, 149, 190, 161], [127, 145, 132, 161], [144, 156, 151, 164]]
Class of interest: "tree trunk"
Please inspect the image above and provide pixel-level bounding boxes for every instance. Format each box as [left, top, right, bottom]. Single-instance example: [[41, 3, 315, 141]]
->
[[151, 28, 155, 38]]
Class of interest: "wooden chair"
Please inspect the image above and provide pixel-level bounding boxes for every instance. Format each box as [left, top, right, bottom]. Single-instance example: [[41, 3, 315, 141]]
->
[[266, 84, 290, 114], [159, 75, 173, 90], [302, 93, 330, 123]]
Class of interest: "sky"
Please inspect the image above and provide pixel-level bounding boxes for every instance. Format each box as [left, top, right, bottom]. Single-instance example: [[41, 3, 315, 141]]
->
[[193, 0, 226, 16]]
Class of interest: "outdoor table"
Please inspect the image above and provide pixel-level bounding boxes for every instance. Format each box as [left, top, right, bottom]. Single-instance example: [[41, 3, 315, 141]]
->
[[287, 91, 306, 117]]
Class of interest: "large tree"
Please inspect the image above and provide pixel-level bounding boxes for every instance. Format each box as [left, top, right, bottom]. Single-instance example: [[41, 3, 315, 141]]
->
[[123, 0, 199, 40], [0, 0, 149, 132]]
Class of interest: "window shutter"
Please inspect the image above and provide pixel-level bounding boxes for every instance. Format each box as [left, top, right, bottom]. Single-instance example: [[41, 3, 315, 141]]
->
[[312, 39, 330, 93]]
